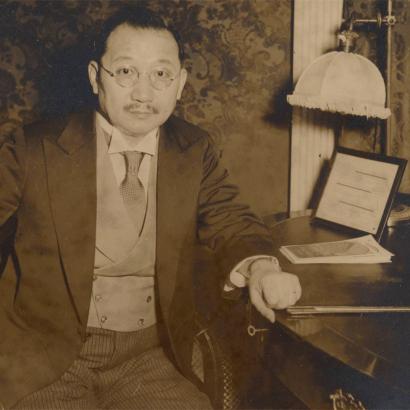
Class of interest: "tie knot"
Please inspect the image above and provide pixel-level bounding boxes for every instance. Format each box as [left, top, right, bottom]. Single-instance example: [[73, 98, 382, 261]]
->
[[122, 151, 144, 176]]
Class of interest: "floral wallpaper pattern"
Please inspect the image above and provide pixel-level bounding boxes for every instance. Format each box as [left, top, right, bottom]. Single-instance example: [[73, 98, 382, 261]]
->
[[0, 0, 291, 216], [390, 0, 410, 193]]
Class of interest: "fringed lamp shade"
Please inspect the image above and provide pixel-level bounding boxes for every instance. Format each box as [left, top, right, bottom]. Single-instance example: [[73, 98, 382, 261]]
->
[[287, 51, 391, 119]]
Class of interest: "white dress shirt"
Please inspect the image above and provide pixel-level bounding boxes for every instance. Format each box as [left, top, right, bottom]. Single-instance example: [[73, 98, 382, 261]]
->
[[97, 112, 157, 192]]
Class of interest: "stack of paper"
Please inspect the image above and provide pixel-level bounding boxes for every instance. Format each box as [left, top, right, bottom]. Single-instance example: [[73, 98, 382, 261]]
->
[[280, 235, 393, 264]]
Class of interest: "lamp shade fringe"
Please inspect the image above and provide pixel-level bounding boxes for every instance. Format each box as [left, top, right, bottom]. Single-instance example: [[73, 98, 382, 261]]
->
[[287, 94, 391, 119]]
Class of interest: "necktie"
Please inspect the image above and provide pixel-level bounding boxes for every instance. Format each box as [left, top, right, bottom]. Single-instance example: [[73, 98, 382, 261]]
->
[[120, 151, 146, 234]]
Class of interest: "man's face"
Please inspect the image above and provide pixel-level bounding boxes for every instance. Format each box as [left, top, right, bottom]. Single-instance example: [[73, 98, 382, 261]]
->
[[88, 24, 187, 138]]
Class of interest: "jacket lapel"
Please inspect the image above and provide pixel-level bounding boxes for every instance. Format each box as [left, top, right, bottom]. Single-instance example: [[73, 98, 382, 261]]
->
[[156, 118, 201, 321], [43, 112, 96, 325]]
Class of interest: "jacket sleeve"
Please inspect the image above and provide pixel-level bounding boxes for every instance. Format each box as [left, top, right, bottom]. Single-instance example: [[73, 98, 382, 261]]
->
[[0, 122, 26, 228], [197, 137, 274, 277], [0, 124, 30, 409], [0, 121, 25, 286]]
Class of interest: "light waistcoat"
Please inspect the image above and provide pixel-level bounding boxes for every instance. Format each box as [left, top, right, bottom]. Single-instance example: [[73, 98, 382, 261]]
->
[[87, 113, 158, 332]]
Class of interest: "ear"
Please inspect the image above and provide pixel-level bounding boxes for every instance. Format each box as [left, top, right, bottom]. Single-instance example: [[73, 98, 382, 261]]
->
[[88, 61, 99, 95], [176, 68, 188, 100]]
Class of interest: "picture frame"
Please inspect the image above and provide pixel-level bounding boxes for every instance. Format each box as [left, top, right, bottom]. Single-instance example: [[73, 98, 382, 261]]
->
[[313, 147, 407, 241]]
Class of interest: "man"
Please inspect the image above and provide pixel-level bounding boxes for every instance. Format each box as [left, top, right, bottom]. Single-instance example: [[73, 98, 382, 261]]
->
[[0, 6, 301, 410]]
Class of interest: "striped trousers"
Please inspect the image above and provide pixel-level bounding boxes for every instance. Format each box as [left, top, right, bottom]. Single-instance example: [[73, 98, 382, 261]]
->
[[13, 325, 212, 410]]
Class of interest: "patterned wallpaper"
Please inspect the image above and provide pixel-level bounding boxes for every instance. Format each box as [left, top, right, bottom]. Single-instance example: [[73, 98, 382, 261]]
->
[[343, 0, 410, 193], [0, 0, 291, 216], [390, 0, 410, 193]]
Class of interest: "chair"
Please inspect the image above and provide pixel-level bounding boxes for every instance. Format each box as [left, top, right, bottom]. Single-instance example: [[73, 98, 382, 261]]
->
[[191, 245, 260, 410], [192, 318, 241, 410]]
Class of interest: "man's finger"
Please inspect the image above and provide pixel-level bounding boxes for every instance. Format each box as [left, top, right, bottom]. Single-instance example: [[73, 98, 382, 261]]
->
[[262, 283, 280, 308], [261, 276, 293, 309], [249, 287, 276, 323], [288, 276, 302, 304], [294, 277, 302, 300]]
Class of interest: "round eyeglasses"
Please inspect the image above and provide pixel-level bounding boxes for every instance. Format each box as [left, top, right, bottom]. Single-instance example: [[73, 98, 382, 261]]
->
[[99, 64, 179, 91]]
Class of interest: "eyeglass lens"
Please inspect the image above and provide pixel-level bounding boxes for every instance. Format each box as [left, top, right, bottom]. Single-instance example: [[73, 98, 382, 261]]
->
[[102, 65, 177, 90]]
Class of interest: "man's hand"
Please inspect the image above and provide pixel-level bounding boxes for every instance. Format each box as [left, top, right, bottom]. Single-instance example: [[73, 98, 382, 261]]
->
[[248, 259, 302, 323]]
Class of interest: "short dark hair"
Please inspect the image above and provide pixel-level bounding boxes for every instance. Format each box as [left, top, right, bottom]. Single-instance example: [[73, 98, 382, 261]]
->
[[92, 6, 185, 63]]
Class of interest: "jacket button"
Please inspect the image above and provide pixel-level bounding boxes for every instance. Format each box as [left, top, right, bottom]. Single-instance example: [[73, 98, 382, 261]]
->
[[146, 296, 152, 303], [95, 295, 102, 302], [101, 315, 107, 323], [138, 318, 145, 327]]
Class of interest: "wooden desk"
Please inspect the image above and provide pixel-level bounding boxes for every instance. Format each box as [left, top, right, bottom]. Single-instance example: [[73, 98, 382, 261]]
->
[[263, 216, 410, 409]]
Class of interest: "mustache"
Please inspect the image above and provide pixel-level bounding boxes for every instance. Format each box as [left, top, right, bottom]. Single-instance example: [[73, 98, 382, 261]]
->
[[124, 103, 158, 114]]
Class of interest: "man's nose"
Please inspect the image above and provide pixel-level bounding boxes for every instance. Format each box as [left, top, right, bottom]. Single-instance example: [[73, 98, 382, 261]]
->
[[130, 74, 154, 102]]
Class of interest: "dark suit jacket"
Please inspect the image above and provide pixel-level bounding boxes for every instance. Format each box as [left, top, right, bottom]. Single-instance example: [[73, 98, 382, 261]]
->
[[0, 111, 273, 408]]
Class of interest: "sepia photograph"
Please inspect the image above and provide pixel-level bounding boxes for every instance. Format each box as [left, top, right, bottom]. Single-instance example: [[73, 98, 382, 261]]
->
[[0, 0, 409, 409]]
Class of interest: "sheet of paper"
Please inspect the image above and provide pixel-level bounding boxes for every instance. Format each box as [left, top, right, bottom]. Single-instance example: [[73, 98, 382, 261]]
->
[[316, 153, 399, 234], [280, 234, 393, 264]]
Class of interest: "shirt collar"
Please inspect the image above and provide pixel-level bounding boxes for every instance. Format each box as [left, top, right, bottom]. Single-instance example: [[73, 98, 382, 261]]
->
[[96, 111, 158, 156]]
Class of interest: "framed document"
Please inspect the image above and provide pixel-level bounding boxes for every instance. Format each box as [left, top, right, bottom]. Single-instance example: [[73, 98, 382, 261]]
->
[[314, 147, 407, 241]]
